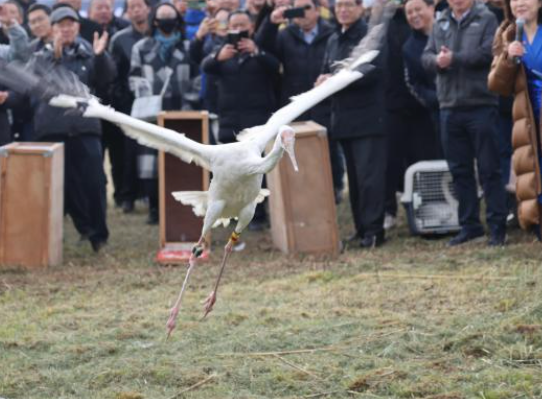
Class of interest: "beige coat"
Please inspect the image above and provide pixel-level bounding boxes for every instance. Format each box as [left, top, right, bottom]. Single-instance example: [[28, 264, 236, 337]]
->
[[488, 22, 542, 229]]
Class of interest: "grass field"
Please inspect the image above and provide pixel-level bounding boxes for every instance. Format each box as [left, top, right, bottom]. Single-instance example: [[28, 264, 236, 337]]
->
[[1, 199, 542, 399]]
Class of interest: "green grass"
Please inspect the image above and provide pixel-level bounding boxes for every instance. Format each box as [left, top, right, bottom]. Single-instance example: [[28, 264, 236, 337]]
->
[[1, 200, 542, 399]]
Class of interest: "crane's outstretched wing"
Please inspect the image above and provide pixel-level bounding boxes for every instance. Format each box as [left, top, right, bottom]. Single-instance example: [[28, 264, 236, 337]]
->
[[238, 0, 395, 152], [0, 60, 214, 170], [50, 95, 214, 170]]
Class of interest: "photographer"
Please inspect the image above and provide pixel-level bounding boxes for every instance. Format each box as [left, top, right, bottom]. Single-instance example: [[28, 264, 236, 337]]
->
[[202, 10, 279, 143], [265, 0, 345, 203]]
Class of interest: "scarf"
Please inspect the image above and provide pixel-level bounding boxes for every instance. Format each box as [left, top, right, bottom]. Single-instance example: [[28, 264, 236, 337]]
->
[[154, 31, 181, 63]]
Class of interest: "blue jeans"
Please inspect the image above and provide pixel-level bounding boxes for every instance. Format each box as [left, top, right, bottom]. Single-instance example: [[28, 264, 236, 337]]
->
[[440, 106, 507, 233]]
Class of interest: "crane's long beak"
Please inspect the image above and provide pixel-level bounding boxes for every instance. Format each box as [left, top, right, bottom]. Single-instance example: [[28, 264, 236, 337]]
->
[[280, 126, 299, 172], [285, 142, 298, 172]]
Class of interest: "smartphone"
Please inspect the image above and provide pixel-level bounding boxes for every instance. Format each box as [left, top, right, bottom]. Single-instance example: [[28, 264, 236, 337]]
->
[[227, 30, 249, 47], [283, 6, 308, 19]]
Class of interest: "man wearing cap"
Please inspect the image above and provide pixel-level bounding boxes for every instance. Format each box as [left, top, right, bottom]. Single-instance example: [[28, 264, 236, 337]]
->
[[30, 6, 116, 252]]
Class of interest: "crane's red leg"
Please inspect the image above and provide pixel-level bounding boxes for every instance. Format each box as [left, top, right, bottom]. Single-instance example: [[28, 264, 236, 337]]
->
[[166, 236, 206, 339], [202, 231, 240, 318]]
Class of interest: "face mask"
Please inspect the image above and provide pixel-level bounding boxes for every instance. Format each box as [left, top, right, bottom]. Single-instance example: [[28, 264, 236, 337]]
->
[[155, 18, 178, 34]]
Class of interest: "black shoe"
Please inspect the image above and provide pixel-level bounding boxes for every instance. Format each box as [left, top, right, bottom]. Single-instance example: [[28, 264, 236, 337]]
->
[[147, 210, 159, 225], [90, 239, 107, 253], [122, 201, 134, 214], [488, 226, 507, 247], [360, 233, 385, 249], [345, 232, 360, 243], [448, 229, 484, 247]]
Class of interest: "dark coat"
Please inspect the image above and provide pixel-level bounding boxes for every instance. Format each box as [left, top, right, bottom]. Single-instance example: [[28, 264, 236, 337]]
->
[[32, 38, 116, 138], [402, 29, 438, 111], [130, 35, 194, 111], [109, 25, 145, 113], [275, 19, 333, 128], [322, 18, 387, 140], [80, 17, 102, 44], [202, 46, 280, 143], [422, 2, 498, 109], [105, 16, 131, 39], [385, 8, 421, 113]]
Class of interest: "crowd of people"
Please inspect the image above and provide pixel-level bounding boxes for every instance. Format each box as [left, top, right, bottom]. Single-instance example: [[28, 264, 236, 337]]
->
[[0, 0, 539, 252]]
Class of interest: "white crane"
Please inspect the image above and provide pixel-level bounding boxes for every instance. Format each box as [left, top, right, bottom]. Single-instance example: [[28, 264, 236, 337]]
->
[[0, 0, 394, 338]]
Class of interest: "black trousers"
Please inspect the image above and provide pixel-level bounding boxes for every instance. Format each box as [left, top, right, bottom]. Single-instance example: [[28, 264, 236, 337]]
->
[[337, 135, 387, 238], [385, 109, 441, 216], [118, 136, 140, 203], [440, 106, 507, 233], [101, 121, 126, 205], [43, 134, 109, 243], [329, 139, 345, 195]]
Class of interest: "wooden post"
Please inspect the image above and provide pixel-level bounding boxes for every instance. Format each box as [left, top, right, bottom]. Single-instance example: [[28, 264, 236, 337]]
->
[[156, 111, 210, 263], [267, 121, 340, 257]]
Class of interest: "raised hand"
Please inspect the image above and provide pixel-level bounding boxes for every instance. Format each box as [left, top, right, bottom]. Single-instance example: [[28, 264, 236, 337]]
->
[[93, 31, 109, 56]]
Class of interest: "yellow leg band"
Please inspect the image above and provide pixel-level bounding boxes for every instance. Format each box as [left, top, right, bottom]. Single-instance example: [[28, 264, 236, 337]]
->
[[230, 231, 240, 242]]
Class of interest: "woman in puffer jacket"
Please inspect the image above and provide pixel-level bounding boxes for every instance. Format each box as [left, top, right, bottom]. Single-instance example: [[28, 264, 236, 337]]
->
[[488, 0, 542, 236]]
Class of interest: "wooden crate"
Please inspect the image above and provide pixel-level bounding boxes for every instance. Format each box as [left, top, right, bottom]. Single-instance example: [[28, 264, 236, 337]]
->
[[0, 142, 64, 268], [156, 111, 210, 263], [267, 121, 340, 257]]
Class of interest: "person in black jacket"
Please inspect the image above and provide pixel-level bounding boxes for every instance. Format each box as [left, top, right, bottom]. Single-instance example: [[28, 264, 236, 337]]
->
[[109, 0, 151, 213], [202, 10, 280, 143], [383, 4, 440, 230], [32, 7, 116, 252], [316, 0, 387, 248], [261, 0, 345, 203], [89, 0, 130, 209]]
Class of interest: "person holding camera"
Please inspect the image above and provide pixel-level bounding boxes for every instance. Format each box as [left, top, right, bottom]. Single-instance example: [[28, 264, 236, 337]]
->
[[257, 0, 345, 203], [202, 10, 279, 143]]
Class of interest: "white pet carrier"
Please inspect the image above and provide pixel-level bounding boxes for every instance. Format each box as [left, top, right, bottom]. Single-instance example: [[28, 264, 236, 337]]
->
[[400, 160, 460, 236]]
